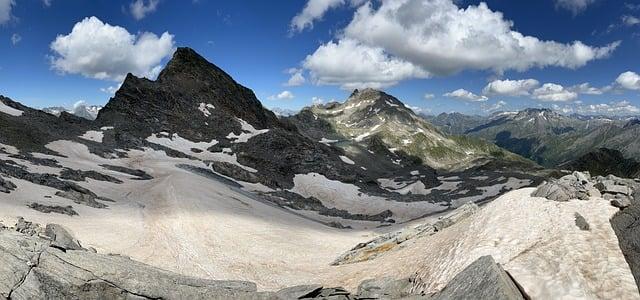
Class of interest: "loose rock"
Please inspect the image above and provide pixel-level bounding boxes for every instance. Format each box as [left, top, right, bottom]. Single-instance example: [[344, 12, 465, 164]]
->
[[574, 213, 590, 231]]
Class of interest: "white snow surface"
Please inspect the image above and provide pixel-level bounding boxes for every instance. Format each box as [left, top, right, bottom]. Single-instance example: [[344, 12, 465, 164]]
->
[[339, 155, 355, 165], [226, 118, 269, 143], [0, 100, 23, 116], [289, 173, 447, 222], [319, 138, 338, 145], [79, 130, 105, 143]]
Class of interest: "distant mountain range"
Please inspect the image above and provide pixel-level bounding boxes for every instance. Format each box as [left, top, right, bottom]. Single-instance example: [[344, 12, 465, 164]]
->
[[43, 103, 103, 120], [427, 109, 640, 170]]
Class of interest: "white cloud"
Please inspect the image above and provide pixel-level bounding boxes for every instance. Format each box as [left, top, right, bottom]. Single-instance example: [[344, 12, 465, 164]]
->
[[303, 38, 429, 89], [302, 0, 618, 89], [481, 100, 508, 113], [285, 68, 306, 86], [622, 15, 640, 26], [10, 33, 20, 45], [616, 71, 640, 90], [569, 100, 640, 115], [50, 16, 175, 82], [268, 90, 295, 100], [130, 0, 159, 20], [555, 0, 596, 15], [532, 83, 578, 102], [424, 93, 435, 100], [568, 82, 608, 95], [0, 0, 14, 25], [100, 82, 123, 94], [43, 0, 52, 7], [290, 0, 364, 33], [444, 89, 488, 102], [482, 79, 540, 96]]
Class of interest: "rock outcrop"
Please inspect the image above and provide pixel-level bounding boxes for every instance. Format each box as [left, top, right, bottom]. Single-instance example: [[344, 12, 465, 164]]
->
[[429, 256, 527, 300], [532, 171, 636, 207]]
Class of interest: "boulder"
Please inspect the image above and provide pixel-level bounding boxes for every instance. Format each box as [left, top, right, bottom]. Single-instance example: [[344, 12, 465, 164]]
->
[[574, 213, 590, 231], [430, 256, 526, 300], [356, 277, 413, 299], [43, 224, 83, 251], [611, 198, 632, 209], [275, 284, 323, 299], [595, 181, 631, 195]]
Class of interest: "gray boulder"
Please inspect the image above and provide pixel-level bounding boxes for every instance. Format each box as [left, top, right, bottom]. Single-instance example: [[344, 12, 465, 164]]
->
[[574, 213, 590, 231], [430, 256, 526, 300], [275, 284, 323, 299], [43, 224, 83, 251], [356, 277, 413, 299], [611, 197, 632, 209], [531, 172, 597, 201], [15, 217, 41, 236]]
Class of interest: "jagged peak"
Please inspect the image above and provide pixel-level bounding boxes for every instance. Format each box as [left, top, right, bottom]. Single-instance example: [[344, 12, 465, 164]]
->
[[345, 88, 405, 108], [156, 47, 235, 85]]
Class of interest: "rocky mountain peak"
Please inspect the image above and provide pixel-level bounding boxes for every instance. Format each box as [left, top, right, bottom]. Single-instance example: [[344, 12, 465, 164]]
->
[[345, 88, 405, 110]]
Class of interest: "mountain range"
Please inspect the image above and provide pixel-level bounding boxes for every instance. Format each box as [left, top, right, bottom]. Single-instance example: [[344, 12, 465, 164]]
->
[[1, 47, 639, 299]]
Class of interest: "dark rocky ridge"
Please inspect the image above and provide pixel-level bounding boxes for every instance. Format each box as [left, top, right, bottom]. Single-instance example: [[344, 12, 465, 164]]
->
[[562, 148, 640, 178]]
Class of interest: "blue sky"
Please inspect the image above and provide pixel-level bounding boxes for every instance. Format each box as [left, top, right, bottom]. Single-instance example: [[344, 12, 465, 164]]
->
[[1, 0, 640, 116]]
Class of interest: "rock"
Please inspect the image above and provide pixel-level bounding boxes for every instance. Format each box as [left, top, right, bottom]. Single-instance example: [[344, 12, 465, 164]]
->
[[99, 164, 153, 180], [434, 202, 478, 232], [611, 197, 632, 209], [611, 197, 640, 289], [595, 181, 631, 195], [27, 203, 78, 216], [0, 175, 17, 193], [574, 213, 590, 231], [356, 277, 413, 299], [55, 190, 108, 209], [532, 172, 602, 201], [0, 222, 5, 230], [15, 217, 41, 236], [44, 224, 83, 251], [59, 168, 123, 184], [430, 256, 526, 300], [276, 284, 323, 299]]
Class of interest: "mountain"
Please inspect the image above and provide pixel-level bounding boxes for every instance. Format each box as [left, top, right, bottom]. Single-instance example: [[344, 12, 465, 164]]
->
[[288, 88, 535, 172], [43, 104, 103, 120], [463, 108, 640, 167], [423, 112, 489, 135]]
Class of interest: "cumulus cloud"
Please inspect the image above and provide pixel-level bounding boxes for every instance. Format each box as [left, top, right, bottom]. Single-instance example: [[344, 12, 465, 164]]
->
[[290, 0, 364, 33], [49, 16, 175, 81], [555, 0, 596, 15], [285, 68, 306, 86], [10, 33, 20, 45], [0, 0, 14, 25], [616, 71, 640, 90], [568, 82, 609, 95], [130, 0, 159, 20], [100, 82, 123, 94], [424, 93, 435, 100], [301, 0, 618, 89], [482, 79, 540, 96], [481, 100, 508, 113], [43, 0, 52, 7], [444, 89, 488, 102], [532, 83, 578, 102], [303, 38, 428, 89], [268, 90, 295, 100]]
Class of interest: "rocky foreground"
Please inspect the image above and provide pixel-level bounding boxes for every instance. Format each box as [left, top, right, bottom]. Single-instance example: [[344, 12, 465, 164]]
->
[[0, 220, 527, 300]]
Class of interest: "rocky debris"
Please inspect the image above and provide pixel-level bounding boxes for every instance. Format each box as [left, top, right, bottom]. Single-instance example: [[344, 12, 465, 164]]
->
[[15, 217, 41, 236], [355, 277, 414, 299], [59, 168, 123, 184], [43, 224, 83, 251], [574, 212, 590, 231], [0, 160, 110, 208], [8, 153, 62, 168], [611, 197, 632, 209], [531, 171, 600, 201], [332, 203, 478, 265], [99, 164, 153, 180], [0, 175, 16, 193], [210, 161, 260, 183], [54, 190, 108, 209], [429, 256, 526, 300], [275, 284, 324, 299], [28, 203, 78, 216], [433, 202, 479, 232]]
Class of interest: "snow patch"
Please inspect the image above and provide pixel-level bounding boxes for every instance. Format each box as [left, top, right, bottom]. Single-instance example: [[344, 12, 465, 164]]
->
[[226, 118, 269, 143], [0, 100, 23, 116], [339, 155, 355, 165], [319, 138, 338, 145], [79, 130, 105, 143], [198, 103, 215, 117]]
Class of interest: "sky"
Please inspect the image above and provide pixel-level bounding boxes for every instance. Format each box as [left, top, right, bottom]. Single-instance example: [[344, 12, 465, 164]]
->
[[1, 0, 640, 116]]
